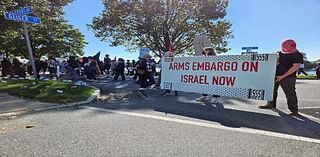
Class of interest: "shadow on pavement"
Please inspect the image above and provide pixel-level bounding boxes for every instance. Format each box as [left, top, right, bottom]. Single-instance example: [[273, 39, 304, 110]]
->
[[87, 78, 320, 139], [88, 94, 320, 140], [154, 99, 320, 139]]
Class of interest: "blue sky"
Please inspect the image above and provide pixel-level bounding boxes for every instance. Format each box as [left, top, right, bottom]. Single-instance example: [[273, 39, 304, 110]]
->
[[64, 0, 320, 61]]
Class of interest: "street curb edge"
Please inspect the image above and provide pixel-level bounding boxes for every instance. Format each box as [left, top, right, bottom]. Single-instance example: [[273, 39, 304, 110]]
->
[[0, 86, 101, 119]]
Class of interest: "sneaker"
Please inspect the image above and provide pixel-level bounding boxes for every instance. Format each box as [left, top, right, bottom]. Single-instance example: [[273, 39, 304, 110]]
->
[[149, 84, 156, 89], [138, 88, 146, 90], [259, 104, 275, 109], [288, 112, 300, 116], [161, 91, 171, 96], [195, 96, 207, 102], [211, 97, 220, 104]]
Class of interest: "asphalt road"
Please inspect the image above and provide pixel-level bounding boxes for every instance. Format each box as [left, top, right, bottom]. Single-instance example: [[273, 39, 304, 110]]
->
[[0, 79, 320, 157], [0, 107, 319, 157]]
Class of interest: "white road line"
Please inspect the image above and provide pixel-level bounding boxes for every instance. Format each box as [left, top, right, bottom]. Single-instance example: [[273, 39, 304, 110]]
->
[[81, 106, 320, 144], [300, 106, 320, 109], [298, 113, 320, 121], [277, 98, 320, 102]]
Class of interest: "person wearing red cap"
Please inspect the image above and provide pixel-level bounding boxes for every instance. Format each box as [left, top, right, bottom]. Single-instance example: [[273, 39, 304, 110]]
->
[[259, 39, 303, 116]]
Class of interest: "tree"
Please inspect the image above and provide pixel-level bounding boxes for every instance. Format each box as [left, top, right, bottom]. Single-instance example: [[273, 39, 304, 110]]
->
[[0, 0, 86, 59], [89, 0, 232, 57]]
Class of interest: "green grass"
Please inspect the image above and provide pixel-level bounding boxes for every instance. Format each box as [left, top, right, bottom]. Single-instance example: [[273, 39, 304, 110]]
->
[[296, 75, 317, 79], [0, 79, 95, 104]]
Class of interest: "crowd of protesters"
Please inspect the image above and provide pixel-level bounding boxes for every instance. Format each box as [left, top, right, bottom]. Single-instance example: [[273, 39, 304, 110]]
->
[[0, 54, 158, 88]]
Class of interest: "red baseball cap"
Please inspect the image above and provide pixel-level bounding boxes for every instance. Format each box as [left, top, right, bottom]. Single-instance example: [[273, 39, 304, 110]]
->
[[281, 39, 297, 53]]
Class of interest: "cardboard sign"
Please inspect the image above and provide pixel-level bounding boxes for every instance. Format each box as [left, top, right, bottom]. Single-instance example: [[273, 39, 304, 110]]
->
[[161, 54, 278, 100], [139, 48, 150, 58], [193, 35, 212, 56]]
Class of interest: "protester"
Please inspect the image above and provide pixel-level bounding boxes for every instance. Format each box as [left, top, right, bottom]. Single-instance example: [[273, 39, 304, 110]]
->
[[12, 58, 26, 78], [83, 57, 94, 80], [131, 59, 136, 76], [148, 58, 157, 85], [137, 54, 150, 89], [125, 60, 133, 76], [114, 58, 125, 80], [41, 59, 48, 75], [35, 59, 42, 78], [0, 58, 12, 77], [133, 57, 142, 81], [104, 54, 111, 74], [89, 57, 99, 80], [110, 58, 117, 76], [61, 60, 68, 74], [48, 57, 57, 76], [316, 63, 320, 79], [297, 63, 308, 76], [65, 56, 80, 79], [26, 59, 41, 79], [26, 60, 33, 76], [259, 39, 303, 116], [98, 60, 104, 75], [195, 47, 220, 103]]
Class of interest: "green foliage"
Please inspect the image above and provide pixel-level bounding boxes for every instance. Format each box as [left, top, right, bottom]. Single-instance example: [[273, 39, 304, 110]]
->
[[297, 75, 317, 79], [0, 79, 95, 103], [89, 0, 233, 57], [0, 0, 86, 58]]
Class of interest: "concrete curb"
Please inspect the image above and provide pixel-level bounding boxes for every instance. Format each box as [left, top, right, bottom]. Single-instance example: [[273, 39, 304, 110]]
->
[[0, 86, 100, 119]]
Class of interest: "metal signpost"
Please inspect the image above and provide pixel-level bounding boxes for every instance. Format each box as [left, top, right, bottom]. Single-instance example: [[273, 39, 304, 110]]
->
[[3, 6, 41, 82]]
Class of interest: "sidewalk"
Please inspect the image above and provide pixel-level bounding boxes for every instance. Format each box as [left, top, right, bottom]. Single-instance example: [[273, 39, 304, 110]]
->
[[0, 87, 100, 118], [0, 93, 61, 116]]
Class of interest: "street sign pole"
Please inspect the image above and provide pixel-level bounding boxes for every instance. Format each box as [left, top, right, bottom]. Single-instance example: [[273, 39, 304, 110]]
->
[[4, 6, 41, 83], [23, 22, 38, 82]]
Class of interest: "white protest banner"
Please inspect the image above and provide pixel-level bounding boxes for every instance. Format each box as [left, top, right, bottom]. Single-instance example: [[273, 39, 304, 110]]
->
[[161, 54, 278, 100], [139, 48, 150, 58]]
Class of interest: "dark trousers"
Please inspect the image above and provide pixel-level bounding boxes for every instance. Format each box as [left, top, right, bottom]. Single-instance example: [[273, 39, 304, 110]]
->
[[114, 70, 125, 80], [139, 73, 148, 88], [297, 68, 308, 76], [268, 76, 298, 113]]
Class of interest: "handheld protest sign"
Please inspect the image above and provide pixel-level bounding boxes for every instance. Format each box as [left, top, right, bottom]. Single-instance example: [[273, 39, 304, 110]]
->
[[194, 35, 212, 56], [139, 48, 150, 58]]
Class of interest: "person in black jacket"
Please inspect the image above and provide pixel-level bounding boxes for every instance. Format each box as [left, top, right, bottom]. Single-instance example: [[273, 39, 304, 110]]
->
[[316, 63, 320, 79], [133, 58, 141, 81], [259, 39, 303, 116], [114, 58, 125, 80], [137, 55, 150, 89], [1, 58, 13, 77], [104, 54, 111, 74], [12, 58, 26, 78]]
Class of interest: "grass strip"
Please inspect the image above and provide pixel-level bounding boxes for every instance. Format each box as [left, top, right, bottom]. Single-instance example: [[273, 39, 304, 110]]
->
[[0, 79, 95, 104]]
